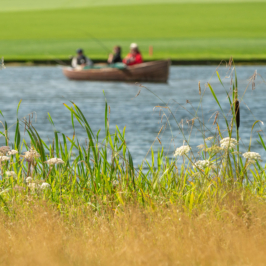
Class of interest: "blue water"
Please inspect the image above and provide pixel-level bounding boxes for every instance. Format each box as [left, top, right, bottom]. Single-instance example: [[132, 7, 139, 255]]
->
[[0, 65, 265, 165]]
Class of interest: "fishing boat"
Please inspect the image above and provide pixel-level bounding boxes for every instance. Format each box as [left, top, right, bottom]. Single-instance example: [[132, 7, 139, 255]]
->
[[62, 60, 170, 83]]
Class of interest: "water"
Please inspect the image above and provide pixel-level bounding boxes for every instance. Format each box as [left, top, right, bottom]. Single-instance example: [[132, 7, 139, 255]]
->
[[1, 65, 266, 165]]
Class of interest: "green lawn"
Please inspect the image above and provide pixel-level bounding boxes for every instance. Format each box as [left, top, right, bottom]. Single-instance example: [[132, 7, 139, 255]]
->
[[1, 1, 266, 60], [2, 0, 266, 11]]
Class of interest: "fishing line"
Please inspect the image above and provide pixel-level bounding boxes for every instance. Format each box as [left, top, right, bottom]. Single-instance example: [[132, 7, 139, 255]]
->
[[85, 32, 112, 54]]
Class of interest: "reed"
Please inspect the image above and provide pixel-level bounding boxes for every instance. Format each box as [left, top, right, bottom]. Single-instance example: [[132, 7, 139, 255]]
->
[[0, 59, 266, 265]]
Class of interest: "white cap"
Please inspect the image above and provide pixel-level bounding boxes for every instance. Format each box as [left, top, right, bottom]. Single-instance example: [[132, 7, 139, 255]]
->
[[130, 43, 138, 49]]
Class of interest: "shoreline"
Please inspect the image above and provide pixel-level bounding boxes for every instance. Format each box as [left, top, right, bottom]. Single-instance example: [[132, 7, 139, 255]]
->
[[4, 58, 266, 66]]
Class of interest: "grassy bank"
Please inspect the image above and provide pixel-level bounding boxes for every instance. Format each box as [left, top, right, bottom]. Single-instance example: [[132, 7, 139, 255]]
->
[[1, 61, 266, 264], [2, 197, 266, 266], [1, 1, 266, 60]]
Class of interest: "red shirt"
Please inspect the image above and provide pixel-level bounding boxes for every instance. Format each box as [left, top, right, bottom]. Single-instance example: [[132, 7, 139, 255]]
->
[[123, 53, 143, 66]]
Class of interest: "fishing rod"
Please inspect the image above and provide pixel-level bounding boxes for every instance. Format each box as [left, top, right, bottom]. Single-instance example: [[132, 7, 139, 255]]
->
[[33, 32, 113, 66], [85, 32, 112, 54]]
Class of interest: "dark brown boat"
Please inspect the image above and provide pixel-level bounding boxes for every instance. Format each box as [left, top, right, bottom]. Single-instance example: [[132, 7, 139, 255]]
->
[[62, 60, 170, 83]]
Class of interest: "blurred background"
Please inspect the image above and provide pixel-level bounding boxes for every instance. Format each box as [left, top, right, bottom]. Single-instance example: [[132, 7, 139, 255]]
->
[[1, 0, 266, 61]]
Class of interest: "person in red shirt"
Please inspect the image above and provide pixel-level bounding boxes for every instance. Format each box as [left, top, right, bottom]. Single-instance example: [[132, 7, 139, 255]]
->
[[123, 43, 143, 66]]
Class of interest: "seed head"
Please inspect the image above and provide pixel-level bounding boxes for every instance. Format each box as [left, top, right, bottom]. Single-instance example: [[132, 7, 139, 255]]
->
[[205, 136, 214, 141], [0, 146, 10, 155], [198, 81, 201, 95]]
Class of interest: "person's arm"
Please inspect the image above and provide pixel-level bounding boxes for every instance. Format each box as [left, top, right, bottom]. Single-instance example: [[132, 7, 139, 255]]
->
[[123, 54, 130, 64], [71, 57, 77, 68], [123, 54, 135, 65], [108, 54, 113, 64]]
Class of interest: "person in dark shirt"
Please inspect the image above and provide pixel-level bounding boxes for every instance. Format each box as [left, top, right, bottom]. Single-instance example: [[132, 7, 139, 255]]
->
[[71, 49, 93, 68], [108, 46, 122, 64]]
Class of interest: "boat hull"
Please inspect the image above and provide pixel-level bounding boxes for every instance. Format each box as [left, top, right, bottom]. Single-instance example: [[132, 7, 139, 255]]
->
[[62, 60, 170, 83]]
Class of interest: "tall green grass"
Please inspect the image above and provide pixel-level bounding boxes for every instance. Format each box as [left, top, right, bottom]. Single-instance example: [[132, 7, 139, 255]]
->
[[0, 60, 265, 216], [2, 2, 266, 60]]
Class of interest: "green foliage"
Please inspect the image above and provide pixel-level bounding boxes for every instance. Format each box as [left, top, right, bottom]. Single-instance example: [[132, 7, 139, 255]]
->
[[1, 2, 266, 60]]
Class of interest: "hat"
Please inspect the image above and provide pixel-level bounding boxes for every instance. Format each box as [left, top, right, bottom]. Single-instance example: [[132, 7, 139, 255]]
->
[[130, 43, 138, 49], [76, 48, 83, 53]]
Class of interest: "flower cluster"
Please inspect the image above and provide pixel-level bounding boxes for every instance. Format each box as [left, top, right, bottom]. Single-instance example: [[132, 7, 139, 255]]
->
[[220, 137, 237, 149], [28, 181, 51, 191], [0, 146, 11, 155], [41, 182, 51, 190], [194, 160, 211, 170], [7, 150, 18, 156], [0, 145, 57, 192], [26, 176, 33, 183], [44, 158, 65, 165], [0, 156, 10, 162], [28, 182, 38, 191], [23, 148, 40, 161], [243, 152, 262, 162], [174, 145, 191, 157], [5, 171, 16, 178]]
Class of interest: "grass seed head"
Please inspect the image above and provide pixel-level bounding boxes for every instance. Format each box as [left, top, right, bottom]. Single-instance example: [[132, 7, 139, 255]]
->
[[198, 81, 201, 95]]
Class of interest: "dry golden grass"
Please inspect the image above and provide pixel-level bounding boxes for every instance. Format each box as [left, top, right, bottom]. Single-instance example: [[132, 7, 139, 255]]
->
[[1, 193, 266, 266]]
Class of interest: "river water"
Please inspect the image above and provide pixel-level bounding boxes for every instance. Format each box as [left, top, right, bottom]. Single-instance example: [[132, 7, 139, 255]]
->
[[1, 65, 266, 165]]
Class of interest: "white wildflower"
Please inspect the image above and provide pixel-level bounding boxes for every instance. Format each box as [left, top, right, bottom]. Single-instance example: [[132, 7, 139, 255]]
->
[[23, 148, 40, 161], [5, 171, 16, 178], [194, 160, 211, 170], [243, 152, 262, 162], [0, 156, 10, 162], [28, 182, 38, 191], [7, 150, 18, 156], [205, 136, 214, 141], [44, 158, 64, 165], [220, 137, 237, 149], [174, 145, 191, 156], [40, 182, 51, 190], [26, 176, 33, 183]]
